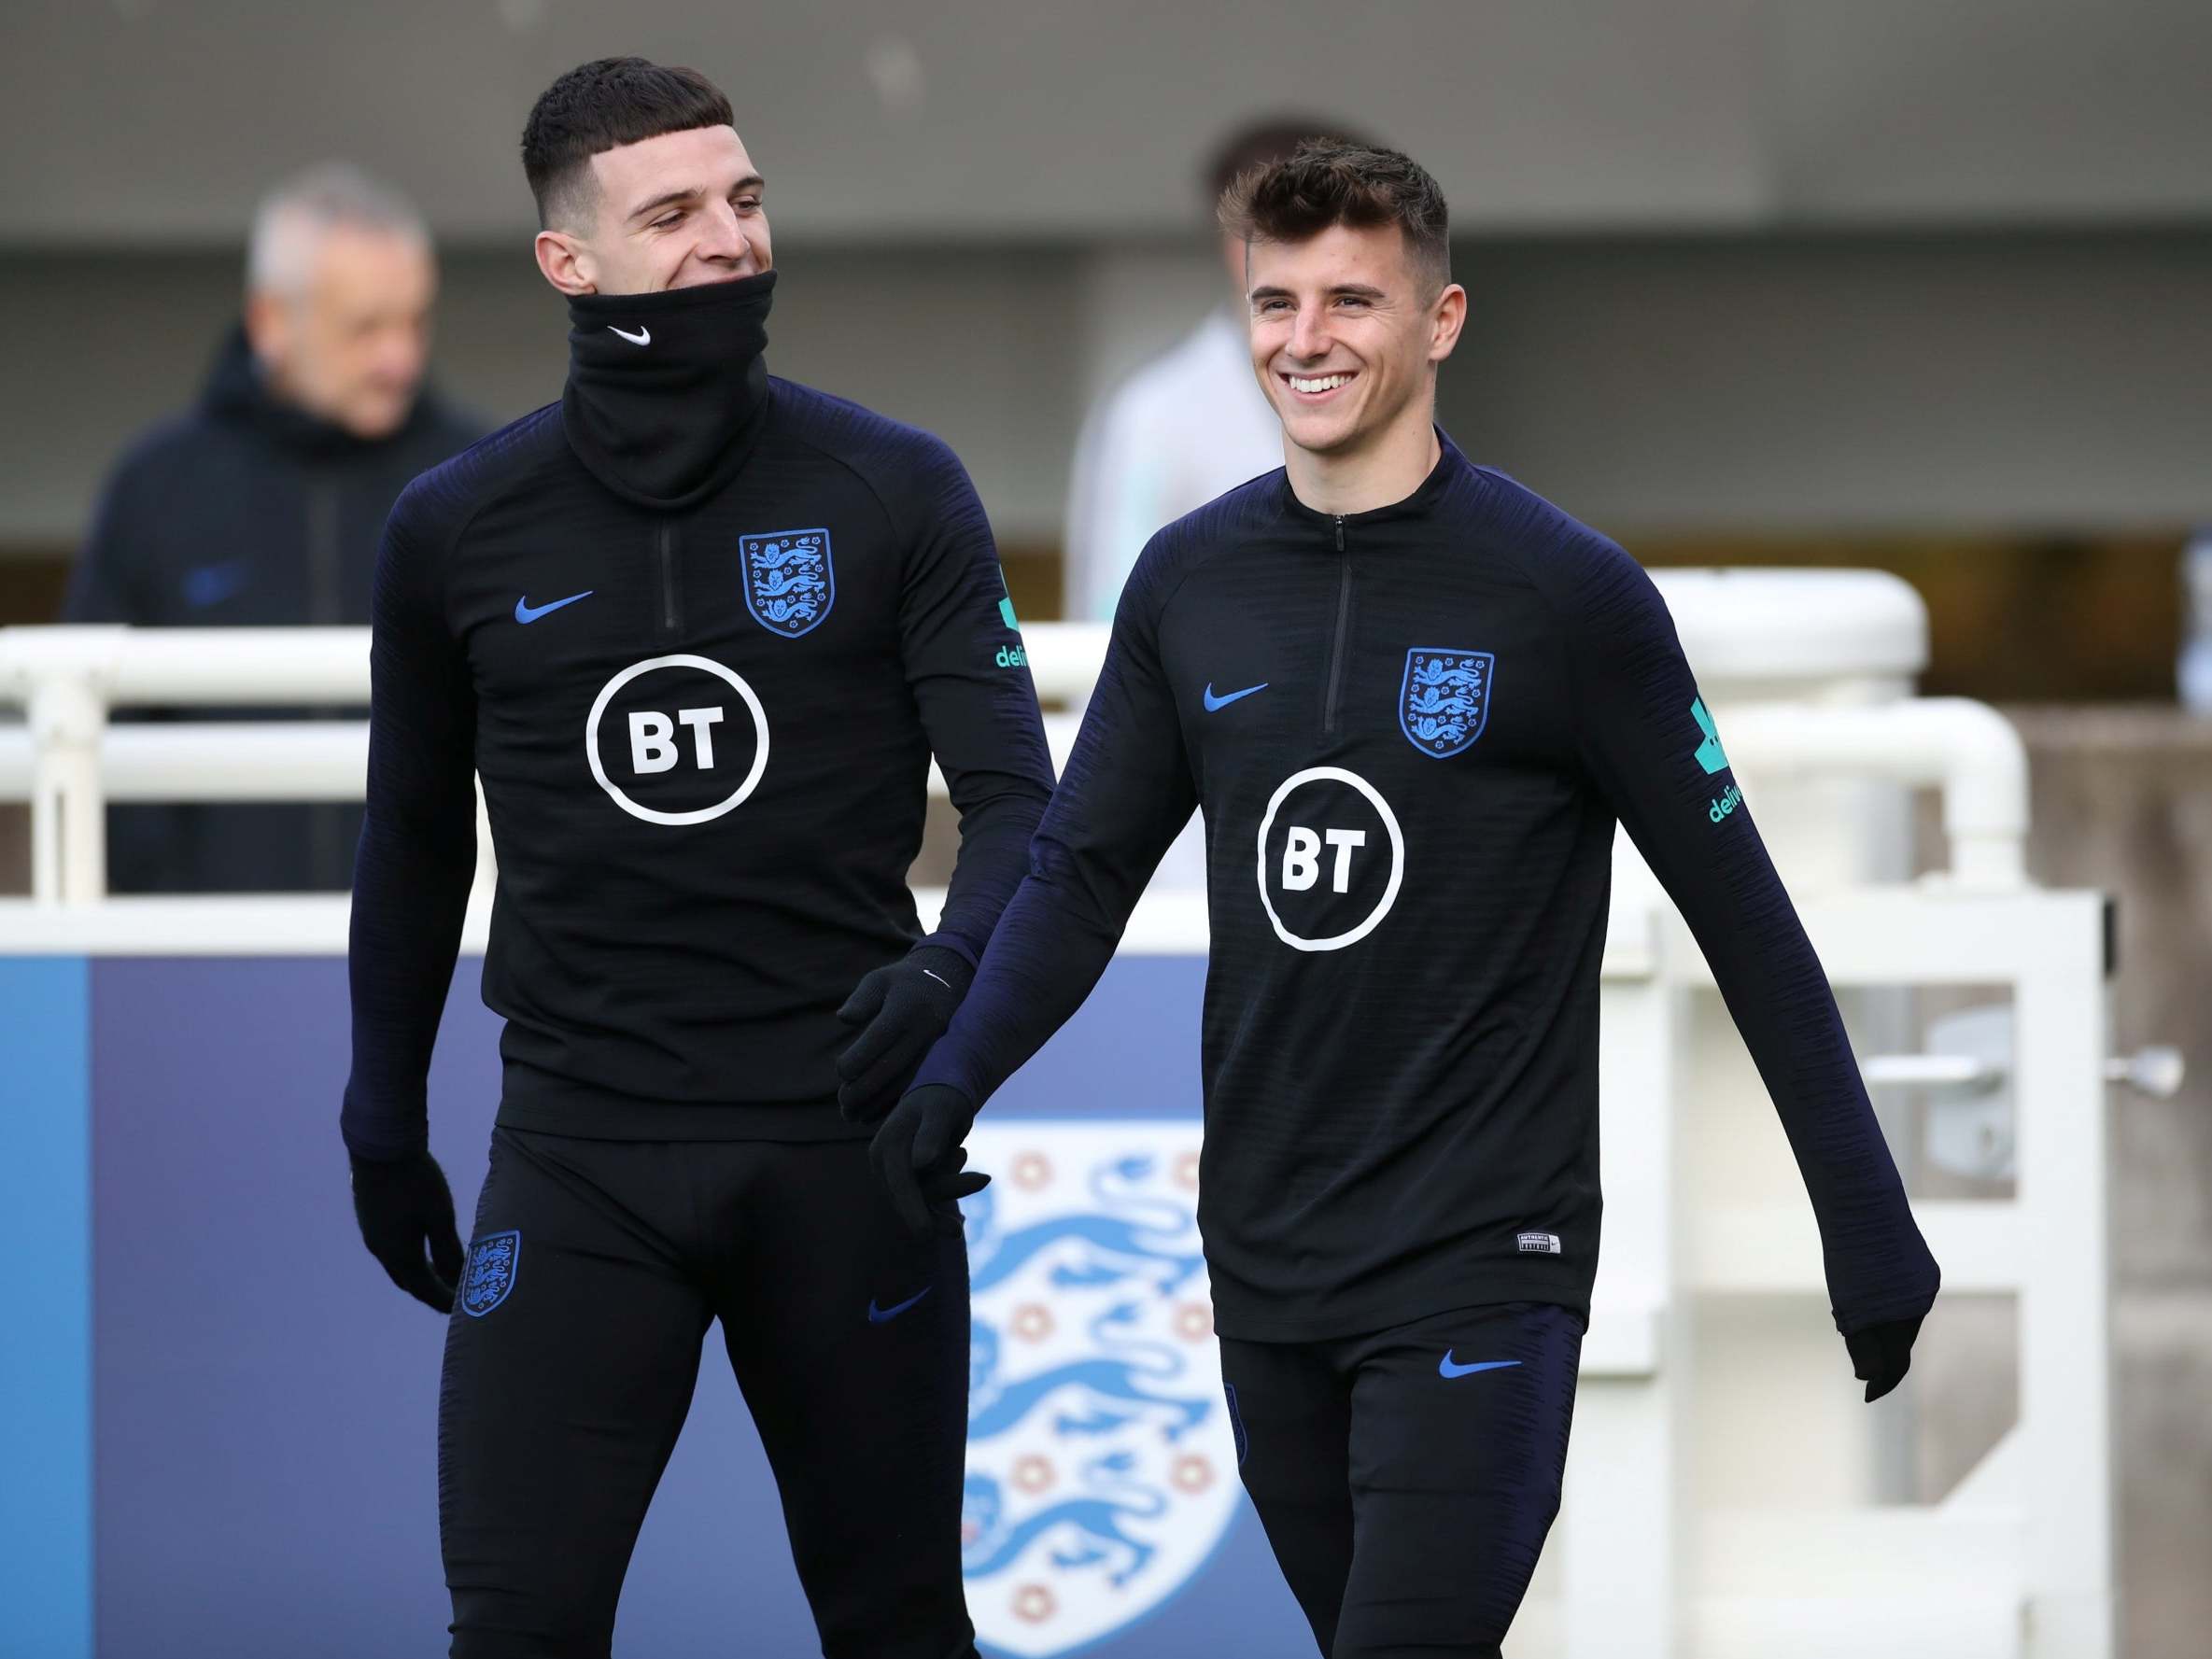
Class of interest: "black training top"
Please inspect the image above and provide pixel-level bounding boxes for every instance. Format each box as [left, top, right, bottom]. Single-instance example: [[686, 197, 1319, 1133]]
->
[[343, 272, 1054, 1157], [916, 433, 1939, 1343]]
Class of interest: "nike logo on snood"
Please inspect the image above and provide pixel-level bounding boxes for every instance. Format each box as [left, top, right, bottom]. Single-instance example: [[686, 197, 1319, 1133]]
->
[[607, 325, 651, 345]]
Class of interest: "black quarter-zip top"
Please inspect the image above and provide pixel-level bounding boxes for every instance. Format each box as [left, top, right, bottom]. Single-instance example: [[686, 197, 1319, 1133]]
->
[[916, 433, 1939, 1343], [343, 272, 1054, 1155], [655, 520, 682, 637], [1322, 513, 1351, 736]]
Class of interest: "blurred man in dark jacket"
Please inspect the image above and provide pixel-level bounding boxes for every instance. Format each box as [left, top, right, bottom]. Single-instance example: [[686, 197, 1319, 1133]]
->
[[64, 162, 482, 893]]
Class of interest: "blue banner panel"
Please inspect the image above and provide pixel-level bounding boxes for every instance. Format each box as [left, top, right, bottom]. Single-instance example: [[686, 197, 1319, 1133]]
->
[[0, 957, 92, 1659], [84, 953, 1308, 1658]]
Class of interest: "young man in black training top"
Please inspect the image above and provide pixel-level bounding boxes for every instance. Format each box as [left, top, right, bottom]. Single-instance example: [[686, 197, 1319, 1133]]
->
[[341, 58, 1052, 1658], [881, 143, 1940, 1658]]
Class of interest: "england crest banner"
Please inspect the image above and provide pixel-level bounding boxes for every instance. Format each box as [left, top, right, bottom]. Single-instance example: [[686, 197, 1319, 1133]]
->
[[960, 1121, 1239, 1658]]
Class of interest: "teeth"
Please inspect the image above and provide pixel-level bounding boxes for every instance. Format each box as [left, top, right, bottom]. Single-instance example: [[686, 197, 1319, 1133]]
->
[[1289, 373, 1352, 393]]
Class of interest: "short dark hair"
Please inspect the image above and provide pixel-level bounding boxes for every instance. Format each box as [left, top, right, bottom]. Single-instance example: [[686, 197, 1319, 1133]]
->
[[1218, 139, 1451, 294], [1204, 119, 1371, 210], [522, 57, 735, 232]]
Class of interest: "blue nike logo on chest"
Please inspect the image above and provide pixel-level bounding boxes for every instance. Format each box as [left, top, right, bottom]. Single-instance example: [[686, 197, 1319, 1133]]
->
[[1204, 682, 1268, 712], [514, 591, 594, 624]]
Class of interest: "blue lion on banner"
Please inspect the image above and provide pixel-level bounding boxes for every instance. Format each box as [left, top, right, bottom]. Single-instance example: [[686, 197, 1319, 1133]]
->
[[969, 1303, 1212, 1442], [739, 527, 834, 639], [1399, 647, 1494, 758], [965, 1155, 1207, 1297], [963, 1451, 1169, 1589]]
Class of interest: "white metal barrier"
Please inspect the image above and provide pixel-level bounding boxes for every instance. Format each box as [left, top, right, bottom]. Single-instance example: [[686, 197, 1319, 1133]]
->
[[0, 597, 2121, 1655]]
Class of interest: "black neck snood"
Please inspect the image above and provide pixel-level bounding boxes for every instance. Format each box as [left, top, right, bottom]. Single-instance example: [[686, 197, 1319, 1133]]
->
[[561, 270, 777, 511]]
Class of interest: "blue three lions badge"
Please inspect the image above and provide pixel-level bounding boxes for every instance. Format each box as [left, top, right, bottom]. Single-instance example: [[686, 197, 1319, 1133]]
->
[[461, 1230, 521, 1318], [739, 527, 835, 639], [1400, 647, 1494, 757]]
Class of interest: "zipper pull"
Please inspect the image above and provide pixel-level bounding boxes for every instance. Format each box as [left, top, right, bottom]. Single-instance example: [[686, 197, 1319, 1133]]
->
[[1334, 514, 1346, 553]]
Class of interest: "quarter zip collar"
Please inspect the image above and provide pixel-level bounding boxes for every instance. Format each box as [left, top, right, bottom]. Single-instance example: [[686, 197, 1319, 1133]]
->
[[1278, 427, 1467, 537], [562, 270, 778, 512]]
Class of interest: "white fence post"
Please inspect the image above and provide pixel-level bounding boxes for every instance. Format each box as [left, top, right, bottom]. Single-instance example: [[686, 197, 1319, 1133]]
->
[[26, 669, 109, 905]]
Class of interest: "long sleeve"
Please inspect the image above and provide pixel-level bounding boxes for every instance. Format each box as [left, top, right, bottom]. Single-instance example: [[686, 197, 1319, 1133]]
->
[[895, 440, 1056, 966], [1546, 541, 1939, 1333], [913, 539, 1199, 1105], [340, 481, 478, 1160]]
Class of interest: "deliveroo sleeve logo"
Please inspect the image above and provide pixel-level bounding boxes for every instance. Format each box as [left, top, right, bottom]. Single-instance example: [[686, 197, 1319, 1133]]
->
[[1690, 696, 1728, 775], [1691, 696, 1742, 822]]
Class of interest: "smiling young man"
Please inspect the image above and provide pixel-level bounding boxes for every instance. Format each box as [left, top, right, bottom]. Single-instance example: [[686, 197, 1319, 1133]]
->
[[881, 142, 1940, 1657], [340, 57, 1051, 1658]]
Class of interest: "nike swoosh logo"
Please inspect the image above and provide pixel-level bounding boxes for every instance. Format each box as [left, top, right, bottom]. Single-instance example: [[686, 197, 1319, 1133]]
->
[[921, 969, 952, 990], [867, 1286, 934, 1323], [514, 590, 594, 625], [1439, 1353, 1522, 1379], [1203, 682, 1268, 712], [607, 325, 651, 345], [182, 560, 250, 609]]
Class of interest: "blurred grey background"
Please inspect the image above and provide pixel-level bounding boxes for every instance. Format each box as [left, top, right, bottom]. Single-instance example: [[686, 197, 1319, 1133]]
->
[[1, 2, 2205, 1652]]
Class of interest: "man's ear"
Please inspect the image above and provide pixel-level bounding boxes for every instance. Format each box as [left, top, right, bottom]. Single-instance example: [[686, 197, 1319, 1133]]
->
[[1428, 281, 1468, 365], [534, 230, 596, 297], [242, 287, 291, 372]]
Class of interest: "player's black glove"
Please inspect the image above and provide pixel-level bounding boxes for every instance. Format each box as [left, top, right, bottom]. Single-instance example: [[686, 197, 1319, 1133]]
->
[[1845, 1313, 1925, 1402], [834, 945, 973, 1124], [349, 1150, 465, 1315], [869, 1083, 991, 1236]]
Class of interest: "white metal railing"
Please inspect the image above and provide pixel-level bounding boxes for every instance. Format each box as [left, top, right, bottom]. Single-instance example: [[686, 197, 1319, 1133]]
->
[[0, 624, 1114, 903], [0, 609, 2117, 1655], [0, 619, 2023, 906]]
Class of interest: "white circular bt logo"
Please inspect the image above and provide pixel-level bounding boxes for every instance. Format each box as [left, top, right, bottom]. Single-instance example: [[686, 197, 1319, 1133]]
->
[[585, 654, 769, 825], [1253, 766, 1405, 952]]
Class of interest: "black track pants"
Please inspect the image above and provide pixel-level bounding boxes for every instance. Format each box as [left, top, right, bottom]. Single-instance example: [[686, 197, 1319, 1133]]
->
[[438, 1125, 978, 1658], [1218, 1300, 1585, 1659]]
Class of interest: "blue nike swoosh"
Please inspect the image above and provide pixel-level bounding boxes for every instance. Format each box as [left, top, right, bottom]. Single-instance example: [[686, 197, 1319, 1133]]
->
[[1439, 1353, 1521, 1379], [867, 1285, 934, 1324], [1203, 682, 1269, 712], [182, 561, 250, 609], [514, 590, 594, 624]]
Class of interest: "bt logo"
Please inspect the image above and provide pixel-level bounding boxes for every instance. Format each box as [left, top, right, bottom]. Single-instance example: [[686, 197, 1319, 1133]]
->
[[586, 654, 770, 825], [1279, 826, 1367, 893], [1255, 767, 1405, 952], [627, 708, 726, 774]]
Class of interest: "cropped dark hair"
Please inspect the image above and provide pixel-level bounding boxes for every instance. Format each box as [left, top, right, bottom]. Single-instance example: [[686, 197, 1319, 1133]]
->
[[522, 57, 734, 231], [1204, 119, 1371, 209], [1218, 139, 1451, 293]]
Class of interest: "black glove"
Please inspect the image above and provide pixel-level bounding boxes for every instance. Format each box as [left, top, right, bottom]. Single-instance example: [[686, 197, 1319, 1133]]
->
[[869, 1083, 991, 1236], [1845, 1313, 1925, 1402], [835, 946, 973, 1124], [350, 1150, 465, 1315]]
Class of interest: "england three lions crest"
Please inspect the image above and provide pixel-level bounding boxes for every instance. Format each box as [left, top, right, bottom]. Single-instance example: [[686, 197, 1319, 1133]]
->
[[958, 1122, 1240, 1658], [461, 1230, 520, 1318], [1400, 647, 1494, 758], [739, 527, 834, 639]]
